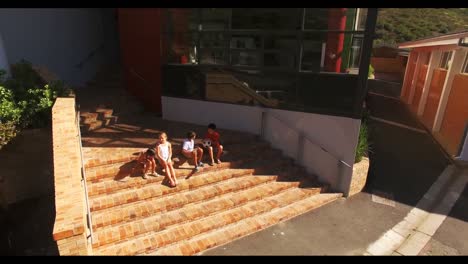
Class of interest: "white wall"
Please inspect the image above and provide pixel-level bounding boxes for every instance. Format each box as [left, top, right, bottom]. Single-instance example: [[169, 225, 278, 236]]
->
[[0, 8, 119, 86], [162, 96, 361, 195]]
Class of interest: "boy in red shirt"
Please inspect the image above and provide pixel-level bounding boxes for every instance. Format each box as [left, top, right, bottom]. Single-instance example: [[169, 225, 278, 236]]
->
[[203, 123, 223, 165]]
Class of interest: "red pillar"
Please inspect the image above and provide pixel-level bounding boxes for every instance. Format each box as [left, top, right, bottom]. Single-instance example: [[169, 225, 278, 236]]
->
[[118, 8, 162, 113], [324, 8, 347, 73]]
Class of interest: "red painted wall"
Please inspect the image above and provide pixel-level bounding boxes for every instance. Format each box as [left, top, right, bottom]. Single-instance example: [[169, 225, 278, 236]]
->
[[410, 64, 428, 113], [401, 52, 417, 103], [421, 68, 447, 130], [118, 8, 162, 113], [440, 73, 468, 155]]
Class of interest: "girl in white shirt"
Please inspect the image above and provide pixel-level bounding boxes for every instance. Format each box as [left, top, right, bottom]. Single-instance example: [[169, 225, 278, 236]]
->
[[156, 132, 177, 187]]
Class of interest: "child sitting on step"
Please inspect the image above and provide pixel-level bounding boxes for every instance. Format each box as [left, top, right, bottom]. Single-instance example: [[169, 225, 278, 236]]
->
[[182, 131, 204, 171], [133, 148, 158, 179], [203, 123, 224, 165], [156, 132, 178, 187]]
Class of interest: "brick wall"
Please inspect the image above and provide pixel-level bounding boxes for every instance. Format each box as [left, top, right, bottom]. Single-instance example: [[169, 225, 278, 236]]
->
[[52, 98, 92, 255]]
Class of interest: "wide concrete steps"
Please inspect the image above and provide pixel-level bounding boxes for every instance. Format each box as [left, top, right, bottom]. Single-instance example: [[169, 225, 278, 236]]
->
[[94, 187, 338, 255]]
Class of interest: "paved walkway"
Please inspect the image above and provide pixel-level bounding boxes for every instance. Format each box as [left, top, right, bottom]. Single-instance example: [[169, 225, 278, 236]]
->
[[204, 93, 451, 255]]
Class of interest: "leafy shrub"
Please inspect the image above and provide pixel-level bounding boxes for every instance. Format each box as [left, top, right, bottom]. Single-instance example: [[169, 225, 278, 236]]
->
[[0, 60, 73, 148], [355, 122, 369, 163], [3, 60, 45, 101], [0, 121, 17, 149], [368, 65, 375, 78], [0, 86, 22, 123]]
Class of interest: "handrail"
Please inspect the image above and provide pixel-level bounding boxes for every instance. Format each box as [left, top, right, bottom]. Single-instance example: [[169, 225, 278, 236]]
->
[[260, 110, 352, 168], [75, 105, 94, 244]]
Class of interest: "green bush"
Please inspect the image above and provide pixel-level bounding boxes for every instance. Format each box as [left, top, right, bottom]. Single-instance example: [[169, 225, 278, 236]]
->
[[0, 121, 17, 149], [0, 86, 22, 123], [0, 60, 72, 148], [355, 122, 369, 163], [368, 65, 375, 78]]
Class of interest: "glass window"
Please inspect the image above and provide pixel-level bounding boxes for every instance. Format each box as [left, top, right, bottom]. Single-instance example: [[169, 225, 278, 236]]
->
[[304, 8, 329, 30], [301, 33, 325, 72], [162, 32, 199, 64], [230, 51, 261, 67], [201, 8, 230, 30], [163, 9, 199, 33], [349, 35, 363, 69], [462, 54, 468, 74], [440, 51, 453, 70], [200, 49, 228, 65], [230, 35, 262, 49], [231, 8, 301, 30], [264, 52, 297, 69], [355, 8, 368, 31], [200, 32, 228, 48]]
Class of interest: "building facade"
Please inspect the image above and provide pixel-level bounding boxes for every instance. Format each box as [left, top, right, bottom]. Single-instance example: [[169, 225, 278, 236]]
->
[[399, 31, 468, 161]]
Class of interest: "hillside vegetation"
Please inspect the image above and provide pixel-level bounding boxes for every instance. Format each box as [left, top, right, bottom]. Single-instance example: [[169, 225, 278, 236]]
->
[[375, 8, 468, 47]]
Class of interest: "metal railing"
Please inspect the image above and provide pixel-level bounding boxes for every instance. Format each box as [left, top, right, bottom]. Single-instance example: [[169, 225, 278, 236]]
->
[[75, 105, 94, 244], [259, 110, 352, 168]]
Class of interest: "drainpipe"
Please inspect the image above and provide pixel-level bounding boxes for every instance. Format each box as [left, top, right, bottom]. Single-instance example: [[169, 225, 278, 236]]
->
[[0, 32, 9, 77]]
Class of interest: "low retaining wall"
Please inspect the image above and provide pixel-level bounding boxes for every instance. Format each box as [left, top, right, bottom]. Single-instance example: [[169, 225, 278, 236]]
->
[[51, 98, 91, 255]]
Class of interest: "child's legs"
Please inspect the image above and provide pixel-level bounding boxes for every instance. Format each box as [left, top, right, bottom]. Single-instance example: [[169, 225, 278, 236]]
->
[[168, 162, 177, 183], [183, 151, 197, 165], [149, 159, 156, 172], [207, 146, 214, 162], [143, 161, 150, 173], [216, 145, 223, 159], [196, 147, 203, 163]]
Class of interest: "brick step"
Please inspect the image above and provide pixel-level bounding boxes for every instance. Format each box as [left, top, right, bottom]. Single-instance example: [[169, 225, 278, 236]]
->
[[80, 112, 99, 123], [86, 156, 246, 184], [91, 171, 273, 229], [83, 141, 274, 174], [89, 168, 258, 212], [91, 179, 306, 248], [81, 120, 104, 132], [83, 147, 141, 170], [94, 187, 323, 255], [150, 193, 343, 256], [95, 108, 114, 119], [87, 161, 251, 196]]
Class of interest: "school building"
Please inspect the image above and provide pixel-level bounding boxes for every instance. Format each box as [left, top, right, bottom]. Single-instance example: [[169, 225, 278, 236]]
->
[[399, 31, 468, 161]]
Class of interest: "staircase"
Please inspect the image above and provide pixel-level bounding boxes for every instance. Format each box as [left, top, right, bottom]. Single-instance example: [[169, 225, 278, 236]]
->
[[76, 66, 343, 256], [79, 126, 341, 256]]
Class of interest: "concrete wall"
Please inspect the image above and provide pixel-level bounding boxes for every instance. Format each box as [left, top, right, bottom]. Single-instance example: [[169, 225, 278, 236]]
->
[[0, 8, 119, 86], [162, 96, 361, 195], [0, 32, 9, 76]]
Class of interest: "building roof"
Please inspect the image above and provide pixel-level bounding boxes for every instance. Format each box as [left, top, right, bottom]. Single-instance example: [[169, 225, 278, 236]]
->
[[398, 30, 468, 49]]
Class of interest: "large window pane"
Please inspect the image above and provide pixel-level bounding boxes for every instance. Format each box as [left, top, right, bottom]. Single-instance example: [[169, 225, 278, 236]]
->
[[200, 32, 228, 48], [201, 8, 230, 30], [231, 51, 261, 67], [163, 8, 199, 33], [304, 8, 328, 30], [230, 34, 262, 49], [264, 52, 297, 69], [301, 32, 364, 73], [301, 33, 325, 72], [200, 49, 228, 65], [162, 32, 199, 64], [231, 8, 301, 30]]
